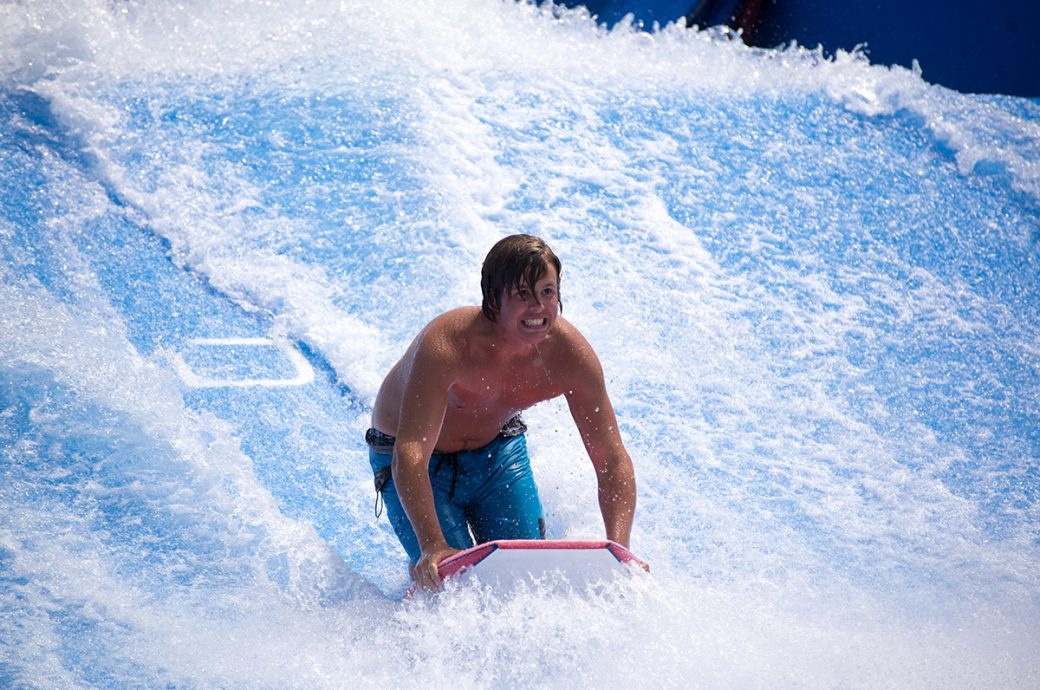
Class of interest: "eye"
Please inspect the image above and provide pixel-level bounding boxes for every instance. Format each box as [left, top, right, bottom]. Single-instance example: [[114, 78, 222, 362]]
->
[[515, 288, 532, 301], [540, 286, 557, 299]]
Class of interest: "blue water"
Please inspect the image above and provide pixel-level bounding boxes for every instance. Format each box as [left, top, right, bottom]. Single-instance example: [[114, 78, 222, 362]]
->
[[2, 1, 1039, 688]]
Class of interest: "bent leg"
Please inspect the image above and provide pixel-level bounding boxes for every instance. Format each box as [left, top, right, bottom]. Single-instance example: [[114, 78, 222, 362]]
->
[[369, 449, 474, 566], [466, 435, 545, 543]]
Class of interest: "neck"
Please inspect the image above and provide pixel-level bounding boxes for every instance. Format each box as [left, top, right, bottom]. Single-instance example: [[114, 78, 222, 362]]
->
[[482, 316, 543, 358]]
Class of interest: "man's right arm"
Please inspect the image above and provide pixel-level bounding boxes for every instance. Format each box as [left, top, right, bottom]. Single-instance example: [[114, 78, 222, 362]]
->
[[390, 329, 459, 589], [391, 441, 458, 588]]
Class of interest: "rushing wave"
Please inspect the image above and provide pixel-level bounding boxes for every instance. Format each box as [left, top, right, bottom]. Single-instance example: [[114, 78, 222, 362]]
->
[[2, 1, 1038, 687]]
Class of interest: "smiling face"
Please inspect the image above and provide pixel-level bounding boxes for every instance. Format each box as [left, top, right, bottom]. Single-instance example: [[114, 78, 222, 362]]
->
[[480, 234, 563, 327], [494, 264, 561, 345]]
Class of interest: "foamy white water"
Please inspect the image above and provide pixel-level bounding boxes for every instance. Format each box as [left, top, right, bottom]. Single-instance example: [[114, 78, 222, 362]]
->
[[2, 1, 1038, 687]]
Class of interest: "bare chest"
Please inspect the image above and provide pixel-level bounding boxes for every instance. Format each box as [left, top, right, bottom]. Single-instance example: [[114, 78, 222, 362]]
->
[[447, 357, 561, 416]]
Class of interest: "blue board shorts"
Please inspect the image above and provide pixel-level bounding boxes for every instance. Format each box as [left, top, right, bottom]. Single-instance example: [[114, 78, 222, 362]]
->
[[366, 417, 545, 565]]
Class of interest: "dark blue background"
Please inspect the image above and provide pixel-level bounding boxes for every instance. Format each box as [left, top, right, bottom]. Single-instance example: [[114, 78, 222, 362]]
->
[[554, 0, 1039, 96]]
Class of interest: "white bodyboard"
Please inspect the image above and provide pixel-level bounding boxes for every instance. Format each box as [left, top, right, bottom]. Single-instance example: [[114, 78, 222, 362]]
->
[[433, 539, 647, 591]]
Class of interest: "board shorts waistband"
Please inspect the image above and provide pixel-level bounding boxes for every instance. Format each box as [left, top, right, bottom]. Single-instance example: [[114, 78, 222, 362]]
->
[[364, 414, 527, 455]]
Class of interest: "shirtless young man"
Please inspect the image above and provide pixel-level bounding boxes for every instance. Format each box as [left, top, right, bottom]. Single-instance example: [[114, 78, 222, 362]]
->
[[366, 234, 637, 590]]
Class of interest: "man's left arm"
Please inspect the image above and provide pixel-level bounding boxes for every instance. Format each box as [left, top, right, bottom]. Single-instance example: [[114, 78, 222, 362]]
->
[[564, 342, 637, 548]]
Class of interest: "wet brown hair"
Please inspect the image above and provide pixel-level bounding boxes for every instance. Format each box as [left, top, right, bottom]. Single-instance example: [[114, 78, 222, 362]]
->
[[481, 234, 562, 322]]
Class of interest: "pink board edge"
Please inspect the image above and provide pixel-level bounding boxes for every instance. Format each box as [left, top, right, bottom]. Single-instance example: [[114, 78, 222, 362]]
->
[[436, 539, 646, 580]]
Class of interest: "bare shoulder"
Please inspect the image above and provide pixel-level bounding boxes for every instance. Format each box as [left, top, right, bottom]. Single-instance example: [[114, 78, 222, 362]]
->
[[421, 306, 475, 340], [409, 307, 482, 367], [546, 317, 604, 378]]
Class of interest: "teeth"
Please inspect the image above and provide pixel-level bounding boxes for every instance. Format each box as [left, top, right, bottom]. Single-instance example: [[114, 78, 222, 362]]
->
[[523, 319, 546, 327]]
